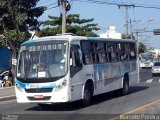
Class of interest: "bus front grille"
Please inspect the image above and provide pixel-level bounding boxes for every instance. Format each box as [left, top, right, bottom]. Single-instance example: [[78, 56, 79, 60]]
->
[[25, 88, 53, 93]]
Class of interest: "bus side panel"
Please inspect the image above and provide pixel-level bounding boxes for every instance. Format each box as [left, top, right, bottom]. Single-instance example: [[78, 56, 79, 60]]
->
[[120, 61, 130, 75], [129, 60, 138, 85], [93, 63, 123, 95], [70, 65, 94, 101], [93, 64, 107, 94], [120, 60, 138, 85]]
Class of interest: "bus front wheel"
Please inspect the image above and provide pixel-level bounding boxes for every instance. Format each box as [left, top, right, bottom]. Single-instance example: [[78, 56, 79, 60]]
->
[[81, 85, 92, 107]]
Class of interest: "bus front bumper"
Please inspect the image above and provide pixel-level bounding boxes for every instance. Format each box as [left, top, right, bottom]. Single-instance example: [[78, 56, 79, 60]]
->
[[15, 84, 70, 103]]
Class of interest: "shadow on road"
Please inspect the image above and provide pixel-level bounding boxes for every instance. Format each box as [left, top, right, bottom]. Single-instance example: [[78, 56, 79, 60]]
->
[[91, 86, 149, 106], [26, 86, 149, 111], [128, 86, 149, 95]]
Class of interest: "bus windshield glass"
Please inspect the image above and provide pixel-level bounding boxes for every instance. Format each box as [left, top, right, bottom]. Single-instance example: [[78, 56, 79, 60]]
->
[[17, 40, 68, 79]]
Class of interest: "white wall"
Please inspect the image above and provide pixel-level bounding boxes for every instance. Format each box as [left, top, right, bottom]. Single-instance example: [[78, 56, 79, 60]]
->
[[99, 25, 122, 39]]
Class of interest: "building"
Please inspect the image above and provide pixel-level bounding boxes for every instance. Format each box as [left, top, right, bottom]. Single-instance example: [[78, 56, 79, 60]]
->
[[153, 49, 160, 58], [99, 25, 122, 39]]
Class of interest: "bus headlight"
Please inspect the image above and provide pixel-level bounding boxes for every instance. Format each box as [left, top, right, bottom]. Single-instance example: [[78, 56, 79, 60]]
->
[[62, 80, 67, 86], [54, 80, 67, 91], [16, 83, 23, 92]]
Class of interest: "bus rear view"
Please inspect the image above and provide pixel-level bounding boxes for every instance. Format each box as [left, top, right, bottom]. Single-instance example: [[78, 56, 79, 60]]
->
[[15, 38, 70, 103]]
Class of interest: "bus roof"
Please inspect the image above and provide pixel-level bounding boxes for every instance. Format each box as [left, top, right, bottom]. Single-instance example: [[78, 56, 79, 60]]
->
[[22, 34, 135, 45]]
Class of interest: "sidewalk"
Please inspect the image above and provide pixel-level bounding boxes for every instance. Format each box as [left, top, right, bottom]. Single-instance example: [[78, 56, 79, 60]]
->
[[0, 86, 16, 101]]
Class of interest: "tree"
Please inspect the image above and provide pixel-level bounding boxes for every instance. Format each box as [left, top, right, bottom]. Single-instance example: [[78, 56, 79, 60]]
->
[[139, 42, 147, 54], [0, 0, 46, 78], [37, 14, 100, 37]]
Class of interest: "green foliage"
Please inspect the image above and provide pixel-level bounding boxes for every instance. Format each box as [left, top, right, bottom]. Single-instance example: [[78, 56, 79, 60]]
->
[[0, 0, 46, 49], [0, 39, 5, 46], [4, 30, 31, 45], [139, 42, 147, 54], [37, 14, 100, 37]]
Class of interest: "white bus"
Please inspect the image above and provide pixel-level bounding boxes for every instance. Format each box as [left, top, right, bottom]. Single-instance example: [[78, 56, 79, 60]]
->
[[15, 34, 138, 107]]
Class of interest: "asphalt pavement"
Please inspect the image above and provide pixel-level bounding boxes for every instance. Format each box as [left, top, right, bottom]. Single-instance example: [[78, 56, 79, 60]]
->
[[0, 86, 15, 102], [0, 69, 160, 120]]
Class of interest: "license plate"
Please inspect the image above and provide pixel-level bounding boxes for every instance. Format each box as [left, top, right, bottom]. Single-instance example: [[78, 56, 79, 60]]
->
[[34, 95, 44, 99]]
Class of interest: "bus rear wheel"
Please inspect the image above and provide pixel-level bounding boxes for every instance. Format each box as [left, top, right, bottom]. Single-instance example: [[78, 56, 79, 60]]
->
[[81, 85, 92, 107], [120, 77, 129, 95]]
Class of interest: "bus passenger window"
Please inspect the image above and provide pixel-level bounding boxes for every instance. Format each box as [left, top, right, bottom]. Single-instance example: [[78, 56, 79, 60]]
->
[[70, 45, 83, 78], [81, 41, 93, 64], [70, 45, 82, 67], [130, 43, 136, 60], [120, 43, 127, 60]]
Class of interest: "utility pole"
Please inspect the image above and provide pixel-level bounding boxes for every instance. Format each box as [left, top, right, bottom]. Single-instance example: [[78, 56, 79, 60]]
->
[[125, 6, 129, 36], [135, 30, 140, 83], [61, 0, 67, 33], [118, 4, 135, 38], [130, 19, 133, 39]]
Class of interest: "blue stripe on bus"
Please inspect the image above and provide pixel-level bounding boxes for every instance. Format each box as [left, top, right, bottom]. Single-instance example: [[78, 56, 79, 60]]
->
[[16, 79, 59, 89], [41, 86, 59, 89], [15, 80, 28, 89], [21, 40, 38, 45]]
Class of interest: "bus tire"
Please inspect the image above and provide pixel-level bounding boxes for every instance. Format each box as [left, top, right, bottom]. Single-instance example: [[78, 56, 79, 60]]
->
[[120, 76, 129, 95], [81, 84, 92, 107]]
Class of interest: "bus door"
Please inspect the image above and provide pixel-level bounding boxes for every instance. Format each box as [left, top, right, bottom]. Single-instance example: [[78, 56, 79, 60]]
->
[[70, 45, 83, 101]]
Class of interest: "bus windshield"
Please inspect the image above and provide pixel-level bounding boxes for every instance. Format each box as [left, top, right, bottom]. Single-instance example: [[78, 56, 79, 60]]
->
[[17, 41, 68, 79]]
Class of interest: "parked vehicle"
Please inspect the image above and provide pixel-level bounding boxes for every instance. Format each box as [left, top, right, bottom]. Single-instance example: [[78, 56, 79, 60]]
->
[[152, 61, 160, 76], [0, 70, 13, 87]]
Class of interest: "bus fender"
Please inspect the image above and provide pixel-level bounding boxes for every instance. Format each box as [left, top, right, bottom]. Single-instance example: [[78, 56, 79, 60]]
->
[[82, 79, 94, 99]]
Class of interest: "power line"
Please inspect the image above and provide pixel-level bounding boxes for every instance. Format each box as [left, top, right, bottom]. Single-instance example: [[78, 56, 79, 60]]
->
[[40, 2, 60, 10], [46, 5, 59, 10], [45, 2, 58, 7], [73, 0, 160, 10], [135, 5, 160, 10], [37, 0, 53, 6]]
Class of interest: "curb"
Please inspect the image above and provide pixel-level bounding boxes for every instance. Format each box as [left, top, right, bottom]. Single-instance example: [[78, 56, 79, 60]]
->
[[0, 95, 16, 102], [0, 86, 15, 90]]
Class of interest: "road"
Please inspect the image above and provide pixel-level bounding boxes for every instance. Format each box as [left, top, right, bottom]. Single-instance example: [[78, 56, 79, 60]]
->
[[1, 69, 160, 120]]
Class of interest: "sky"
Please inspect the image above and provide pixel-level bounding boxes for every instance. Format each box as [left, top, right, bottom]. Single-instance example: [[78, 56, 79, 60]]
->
[[37, 0, 160, 49]]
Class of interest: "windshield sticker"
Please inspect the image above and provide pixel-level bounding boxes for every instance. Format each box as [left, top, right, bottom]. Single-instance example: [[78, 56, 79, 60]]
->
[[38, 72, 46, 77]]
